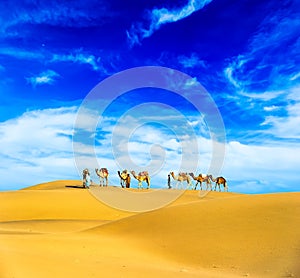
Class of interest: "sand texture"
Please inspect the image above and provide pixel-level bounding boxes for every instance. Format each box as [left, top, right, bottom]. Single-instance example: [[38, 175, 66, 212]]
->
[[0, 180, 299, 277]]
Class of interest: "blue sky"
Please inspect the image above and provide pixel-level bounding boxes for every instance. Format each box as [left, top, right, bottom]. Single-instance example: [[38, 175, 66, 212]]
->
[[0, 0, 299, 192]]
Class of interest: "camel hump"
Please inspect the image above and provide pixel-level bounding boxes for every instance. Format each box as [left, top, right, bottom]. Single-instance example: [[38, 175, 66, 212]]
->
[[139, 171, 149, 176], [179, 172, 187, 177]]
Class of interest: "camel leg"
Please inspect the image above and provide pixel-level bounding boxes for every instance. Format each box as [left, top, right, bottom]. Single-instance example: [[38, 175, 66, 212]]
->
[[194, 182, 198, 190]]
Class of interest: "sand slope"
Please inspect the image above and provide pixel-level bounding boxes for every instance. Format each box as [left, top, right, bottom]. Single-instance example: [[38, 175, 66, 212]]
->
[[0, 180, 299, 277]]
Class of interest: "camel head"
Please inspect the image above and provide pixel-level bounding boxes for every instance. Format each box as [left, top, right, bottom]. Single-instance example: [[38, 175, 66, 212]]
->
[[120, 171, 128, 180], [170, 172, 176, 179], [139, 171, 149, 177]]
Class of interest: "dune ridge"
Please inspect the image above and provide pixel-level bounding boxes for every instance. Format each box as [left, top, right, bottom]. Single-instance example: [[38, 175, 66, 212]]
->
[[0, 180, 299, 277]]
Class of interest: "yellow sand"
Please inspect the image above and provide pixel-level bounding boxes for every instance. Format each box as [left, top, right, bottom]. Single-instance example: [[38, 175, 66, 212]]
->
[[0, 180, 299, 277]]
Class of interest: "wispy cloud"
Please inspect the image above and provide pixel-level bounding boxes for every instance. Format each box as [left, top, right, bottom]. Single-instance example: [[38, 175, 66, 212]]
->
[[127, 0, 213, 47], [178, 53, 207, 68], [0, 47, 108, 73], [0, 47, 45, 60], [260, 86, 300, 140], [26, 70, 60, 87], [290, 72, 300, 81], [224, 10, 300, 93], [0, 1, 111, 36], [51, 51, 106, 73], [221, 4, 300, 142]]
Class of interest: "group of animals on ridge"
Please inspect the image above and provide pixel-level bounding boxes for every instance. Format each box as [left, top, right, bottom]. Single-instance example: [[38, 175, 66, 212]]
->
[[82, 168, 228, 192]]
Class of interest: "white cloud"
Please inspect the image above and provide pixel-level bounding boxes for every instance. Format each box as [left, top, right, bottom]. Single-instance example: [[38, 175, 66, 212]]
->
[[222, 140, 300, 193], [127, 0, 213, 47], [263, 105, 280, 112], [0, 107, 78, 190], [26, 70, 60, 87], [259, 85, 300, 139], [261, 104, 300, 139], [1, 105, 299, 193]]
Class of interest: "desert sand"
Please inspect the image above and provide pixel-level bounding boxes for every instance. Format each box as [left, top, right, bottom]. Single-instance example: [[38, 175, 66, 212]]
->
[[0, 180, 299, 277]]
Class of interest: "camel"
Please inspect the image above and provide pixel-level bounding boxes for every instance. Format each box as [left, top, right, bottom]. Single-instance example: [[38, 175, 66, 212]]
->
[[170, 172, 192, 189], [208, 175, 228, 192], [130, 171, 150, 189], [117, 170, 131, 188], [95, 168, 109, 186], [189, 173, 212, 190]]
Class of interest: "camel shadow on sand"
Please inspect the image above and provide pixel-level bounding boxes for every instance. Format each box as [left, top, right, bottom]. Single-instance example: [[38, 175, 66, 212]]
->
[[65, 185, 86, 189]]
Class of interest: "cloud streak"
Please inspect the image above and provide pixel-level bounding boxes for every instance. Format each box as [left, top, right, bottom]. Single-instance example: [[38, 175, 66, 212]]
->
[[51, 51, 106, 73], [127, 0, 213, 47], [26, 70, 60, 87], [0, 47, 107, 74], [224, 8, 300, 93], [220, 3, 300, 143], [0, 0, 111, 35]]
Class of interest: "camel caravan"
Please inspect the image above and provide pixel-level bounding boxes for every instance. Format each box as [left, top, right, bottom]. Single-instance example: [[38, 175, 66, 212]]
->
[[82, 168, 228, 191]]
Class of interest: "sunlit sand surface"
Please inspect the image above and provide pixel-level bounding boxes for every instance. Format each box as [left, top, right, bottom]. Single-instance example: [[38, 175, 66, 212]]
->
[[0, 180, 299, 277]]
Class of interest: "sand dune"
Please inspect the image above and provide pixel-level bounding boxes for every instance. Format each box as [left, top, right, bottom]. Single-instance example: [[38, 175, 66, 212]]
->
[[0, 180, 299, 277]]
